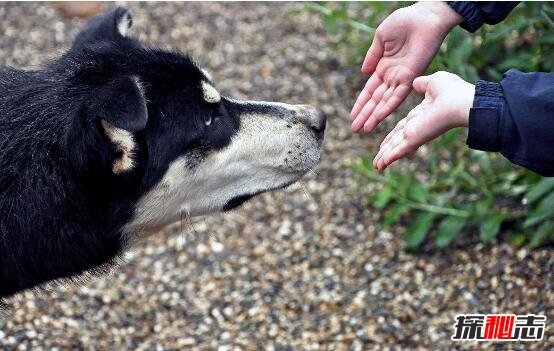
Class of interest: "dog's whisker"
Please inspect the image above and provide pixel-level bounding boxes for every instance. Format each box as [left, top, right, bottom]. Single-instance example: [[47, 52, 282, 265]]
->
[[198, 218, 217, 242], [307, 167, 321, 178], [184, 211, 199, 241], [179, 210, 184, 236], [176, 210, 189, 248], [299, 181, 317, 206]]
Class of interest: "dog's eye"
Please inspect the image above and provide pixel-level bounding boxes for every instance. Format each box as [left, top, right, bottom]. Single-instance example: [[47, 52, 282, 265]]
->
[[206, 104, 227, 127]]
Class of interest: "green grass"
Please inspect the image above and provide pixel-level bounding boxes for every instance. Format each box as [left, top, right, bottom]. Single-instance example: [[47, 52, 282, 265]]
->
[[301, 2, 554, 250]]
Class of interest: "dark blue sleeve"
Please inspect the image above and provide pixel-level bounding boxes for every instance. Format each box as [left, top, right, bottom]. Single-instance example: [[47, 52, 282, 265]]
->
[[447, 1, 519, 32], [466, 70, 554, 177]]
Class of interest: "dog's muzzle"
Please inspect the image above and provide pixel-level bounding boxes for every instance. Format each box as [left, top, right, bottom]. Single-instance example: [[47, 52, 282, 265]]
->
[[294, 105, 327, 142]]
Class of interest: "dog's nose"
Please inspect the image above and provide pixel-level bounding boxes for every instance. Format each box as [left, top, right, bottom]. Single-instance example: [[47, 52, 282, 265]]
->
[[310, 108, 327, 135], [294, 105, 327, 139]]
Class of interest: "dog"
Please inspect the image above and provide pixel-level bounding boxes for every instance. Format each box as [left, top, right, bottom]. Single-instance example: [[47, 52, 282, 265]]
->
[[0, 8, 325, 299]]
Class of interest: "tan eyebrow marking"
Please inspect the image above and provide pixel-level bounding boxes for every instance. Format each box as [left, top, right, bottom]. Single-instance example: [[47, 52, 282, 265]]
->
[[201, 81, 221, 103]]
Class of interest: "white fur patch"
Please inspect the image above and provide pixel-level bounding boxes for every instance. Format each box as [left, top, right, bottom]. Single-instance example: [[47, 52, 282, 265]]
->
[[117, 13, 132, 37], [101, 120, 136, 174], [200, 68, 213, 81], [201, 81, 221, 103]]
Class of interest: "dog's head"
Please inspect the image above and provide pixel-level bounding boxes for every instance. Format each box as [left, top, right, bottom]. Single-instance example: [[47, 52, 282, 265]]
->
[[66, 8, 325, 237]]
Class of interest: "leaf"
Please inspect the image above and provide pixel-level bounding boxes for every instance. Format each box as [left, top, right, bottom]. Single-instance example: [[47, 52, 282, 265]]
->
[[459, 170, 478, 188], [382, 203, 409, 228], [303, 2, 332, 16], [485, 67, 503, 82], [350, 155, 373, 177], [348, 19, 375, 35], [455, 37, 473, 62], [475, 151, 493, 174], [405, 212, 436, 251], [529, 221, 554, 248], [397, 173, 413, 197], [510, 184, 530, 197], [374, 186, 393, 209], [437, 129, 462, 147], [524, 178, 554, 205], [408, 182, 429, 203], [524, 192, 554, 228], [323, 16, 340, 36], [435, 216, 468, 248], [479, 214, 504, 243], [360, 154, 372, 170], [508, 232, 527, 246], [473, 199, 493, 215]]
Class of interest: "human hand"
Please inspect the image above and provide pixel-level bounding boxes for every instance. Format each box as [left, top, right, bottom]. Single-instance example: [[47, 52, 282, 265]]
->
[[350, 2, 463, 133], [373, 71, 475, 171]]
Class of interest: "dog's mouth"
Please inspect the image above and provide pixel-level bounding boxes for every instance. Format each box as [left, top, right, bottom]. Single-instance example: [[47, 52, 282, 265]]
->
[[223, 193, 256, 211], [221, 175, 304, 212]]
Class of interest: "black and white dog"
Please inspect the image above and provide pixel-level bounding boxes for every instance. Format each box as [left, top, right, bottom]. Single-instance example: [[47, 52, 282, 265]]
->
[[0, 8, 325, 299]]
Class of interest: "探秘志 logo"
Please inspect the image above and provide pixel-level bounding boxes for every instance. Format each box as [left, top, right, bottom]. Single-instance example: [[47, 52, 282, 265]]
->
[[452, 314, 546, 341]]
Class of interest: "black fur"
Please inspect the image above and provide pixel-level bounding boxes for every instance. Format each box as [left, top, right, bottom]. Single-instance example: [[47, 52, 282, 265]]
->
[[0, 8, 238, 298]]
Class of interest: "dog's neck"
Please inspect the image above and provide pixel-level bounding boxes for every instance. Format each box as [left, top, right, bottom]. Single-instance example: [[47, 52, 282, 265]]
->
[[0, 73, 135, 299]]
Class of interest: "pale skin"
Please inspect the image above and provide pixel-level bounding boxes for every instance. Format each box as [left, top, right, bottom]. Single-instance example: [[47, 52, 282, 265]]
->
[[373, 72, 475, 171], [350, 2, 472, 170]]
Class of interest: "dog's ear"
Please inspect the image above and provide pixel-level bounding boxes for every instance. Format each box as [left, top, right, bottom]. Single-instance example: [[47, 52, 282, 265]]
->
[[94, 76, 147, 174], [72, 7, 133, 49], [69, 75, 148, 176], [93, 76, 148, 132]]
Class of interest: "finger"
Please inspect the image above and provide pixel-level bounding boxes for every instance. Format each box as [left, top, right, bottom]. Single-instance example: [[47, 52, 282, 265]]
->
[[377, 137, 411, 171], [375, 127, 405, 169], [351, 82, 388, 132], [351, 99, 376, 132], [362, 86, 393, 131], [374, 147, 386, 170], [376, 142, 395, 171], [380, 102, 423, 147], [388, 127, 406, 151], [381, 85, 395, 103], [362, 84, 411, 133], [350, 75, 382, 120], [361, 36, 384, 75], [413, 76, 430, 94], [380, 141, 418, 170], [380, 117, 407, 147], [374, 141, 391, 170], [375, 129, 397, 164]]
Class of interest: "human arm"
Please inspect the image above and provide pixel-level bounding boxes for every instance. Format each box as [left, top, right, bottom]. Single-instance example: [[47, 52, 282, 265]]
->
[[447, 1, 519, 33], [374, 70, 554, 177], [467, 70, 554, 177], [351, 1, 521, 134], [350, 2, 464, 133], [373, 72, 474, 170]]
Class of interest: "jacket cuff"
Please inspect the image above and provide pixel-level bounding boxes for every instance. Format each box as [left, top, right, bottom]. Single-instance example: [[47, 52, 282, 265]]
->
[[466, 80, 504, 152], [447, 1, 484, 33]]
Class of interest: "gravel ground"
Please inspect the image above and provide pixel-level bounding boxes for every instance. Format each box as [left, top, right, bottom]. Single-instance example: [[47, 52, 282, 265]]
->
[[0, 2, 552, 350]]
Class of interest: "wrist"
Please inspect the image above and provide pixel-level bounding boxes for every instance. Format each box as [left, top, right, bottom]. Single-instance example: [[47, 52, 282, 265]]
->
[[454, 82, 475, 127], [416, 1, 464, 34]]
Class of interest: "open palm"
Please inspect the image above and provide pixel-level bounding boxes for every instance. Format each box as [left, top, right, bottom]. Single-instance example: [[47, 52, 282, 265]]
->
[[373, 72, 475, 171], [351, 2, 462, 133]]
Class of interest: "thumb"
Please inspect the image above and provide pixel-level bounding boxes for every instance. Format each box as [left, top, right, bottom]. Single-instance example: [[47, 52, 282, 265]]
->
[[361, 37, 384, 75], [413, 76, 430, 94]]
